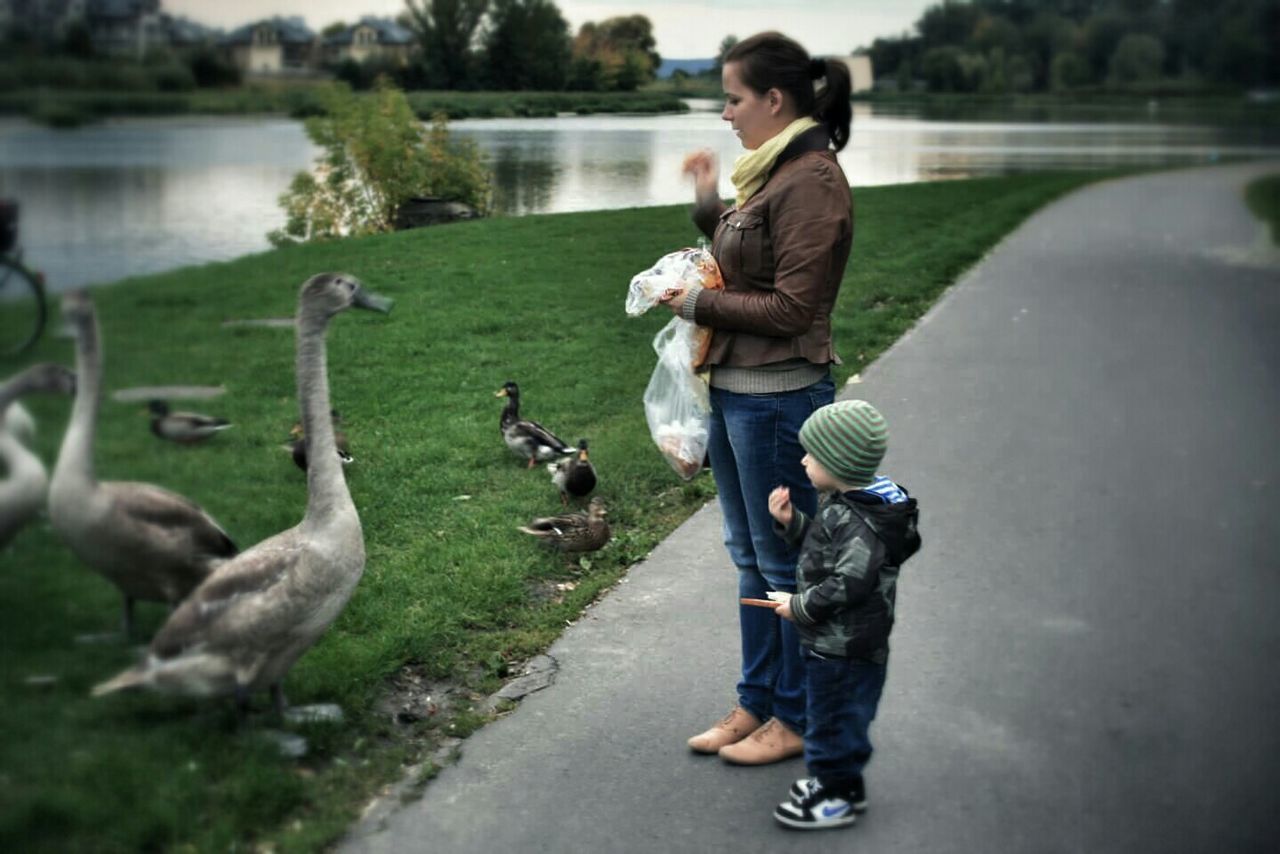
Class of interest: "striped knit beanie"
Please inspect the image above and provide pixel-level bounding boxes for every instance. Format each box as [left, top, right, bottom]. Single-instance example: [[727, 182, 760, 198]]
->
[[798, 400, 888, 488]]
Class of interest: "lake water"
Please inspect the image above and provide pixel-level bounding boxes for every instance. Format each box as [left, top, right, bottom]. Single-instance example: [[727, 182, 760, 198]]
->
[[1, 100, 1278, 292]]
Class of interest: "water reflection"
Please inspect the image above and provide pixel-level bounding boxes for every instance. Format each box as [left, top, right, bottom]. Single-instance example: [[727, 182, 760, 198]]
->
[[483, 129, 564, 215], [0, 102, 1276, 291]]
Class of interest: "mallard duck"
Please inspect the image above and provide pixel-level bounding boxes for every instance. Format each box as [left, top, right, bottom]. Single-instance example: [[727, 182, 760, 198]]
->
[[0, 364, 76, 547], [288, 410, 352, 470], [496, 380, 573, 469], [148, 399, 233, 444], [48, 291, 239, 639], [518, 496, 610, 565], [93, 273, 393, 715], [548, 438, 597, 505]]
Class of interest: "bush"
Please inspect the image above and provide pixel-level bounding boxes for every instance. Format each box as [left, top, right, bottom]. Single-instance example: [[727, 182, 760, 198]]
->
[[1108, 34, 1165, 88], [188, 48, 242, 88], [270, 80, 491, 247], [153, 63, 196, 92], [1051, 51, 1091, 91]]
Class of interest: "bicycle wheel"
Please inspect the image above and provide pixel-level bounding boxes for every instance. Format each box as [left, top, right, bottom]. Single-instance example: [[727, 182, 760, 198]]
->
[[0, 257, 47, 358]]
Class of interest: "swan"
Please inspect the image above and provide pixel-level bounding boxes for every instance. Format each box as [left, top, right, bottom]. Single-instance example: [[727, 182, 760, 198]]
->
[[48, 291, 238, 638], [93, 273, 392, 713], [0, 364, 76, 547]]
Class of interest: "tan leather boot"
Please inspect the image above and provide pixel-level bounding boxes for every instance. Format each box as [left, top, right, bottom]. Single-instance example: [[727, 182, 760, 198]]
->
[[718, 718, 804, 765], [687, 707, 761, 754]]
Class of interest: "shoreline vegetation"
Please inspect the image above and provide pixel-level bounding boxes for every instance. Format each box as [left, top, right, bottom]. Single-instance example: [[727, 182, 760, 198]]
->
[[0, 171, 1133, 852], [649, 75, 1280, 126], [5, 82, 1276, 130], [0, 85, 691, 128]]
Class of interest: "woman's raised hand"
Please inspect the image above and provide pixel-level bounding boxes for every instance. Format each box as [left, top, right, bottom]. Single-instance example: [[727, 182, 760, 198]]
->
[[682, 149, 719, 206]]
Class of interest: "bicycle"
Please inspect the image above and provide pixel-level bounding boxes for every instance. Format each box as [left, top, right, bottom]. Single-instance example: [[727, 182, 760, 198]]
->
[[0, 199, 48, 358]]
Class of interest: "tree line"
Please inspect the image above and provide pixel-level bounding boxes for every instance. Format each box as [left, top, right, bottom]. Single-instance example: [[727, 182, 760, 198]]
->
[[863, 0, 1279, 94], [344, 0, 663, 92]]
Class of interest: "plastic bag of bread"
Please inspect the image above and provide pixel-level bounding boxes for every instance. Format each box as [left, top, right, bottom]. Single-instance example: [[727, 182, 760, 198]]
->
[[626, 246, 723, 317], [642, 317, 711, 480], [626, 247, 723, 480], [626, 246, 724, 370], [628, 247, 723, 480]]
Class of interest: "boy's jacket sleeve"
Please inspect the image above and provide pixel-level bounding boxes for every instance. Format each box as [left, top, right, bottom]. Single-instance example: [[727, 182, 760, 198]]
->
[[773, 508, 811, 547], [790, 510, 878, 628]]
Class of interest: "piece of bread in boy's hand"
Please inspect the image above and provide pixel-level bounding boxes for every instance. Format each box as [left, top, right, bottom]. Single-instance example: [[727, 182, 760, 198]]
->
[[740, 598, 781, 608], [765, 591, 792, 604]]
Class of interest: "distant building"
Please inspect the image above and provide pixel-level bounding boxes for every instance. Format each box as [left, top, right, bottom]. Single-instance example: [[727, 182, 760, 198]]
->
[[831, 55, 874, 94], [163, 14, 218, 49], [1, 0, 183, 57], [1, 0, 85, 43], [83, 0, 164, 58], [323, 16, 414, 67], [223, 17, 317, 77]]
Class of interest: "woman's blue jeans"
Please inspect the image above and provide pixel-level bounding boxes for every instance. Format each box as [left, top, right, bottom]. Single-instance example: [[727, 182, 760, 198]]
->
[[706, 375, 835, 733]]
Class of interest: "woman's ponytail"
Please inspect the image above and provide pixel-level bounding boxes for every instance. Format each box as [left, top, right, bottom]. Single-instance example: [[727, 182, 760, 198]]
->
[[814, 59, 852, 152]]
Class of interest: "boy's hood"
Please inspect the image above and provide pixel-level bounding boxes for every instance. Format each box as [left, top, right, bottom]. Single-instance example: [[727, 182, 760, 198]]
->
[[839, 490, 919, 567]]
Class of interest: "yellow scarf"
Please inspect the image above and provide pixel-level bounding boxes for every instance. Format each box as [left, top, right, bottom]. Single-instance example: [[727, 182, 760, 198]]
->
[[729, 117, 820, 207]]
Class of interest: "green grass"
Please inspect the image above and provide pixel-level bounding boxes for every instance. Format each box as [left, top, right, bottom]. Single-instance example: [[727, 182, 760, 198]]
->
[[0, 172, 1120, 851], [0, 87, 689, 127], [1245, 173, 1280, 245]]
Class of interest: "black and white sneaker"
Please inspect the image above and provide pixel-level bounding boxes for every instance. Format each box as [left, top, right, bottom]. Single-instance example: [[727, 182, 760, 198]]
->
[[774, 781, 858, 830], [789, 777, 868, 811]]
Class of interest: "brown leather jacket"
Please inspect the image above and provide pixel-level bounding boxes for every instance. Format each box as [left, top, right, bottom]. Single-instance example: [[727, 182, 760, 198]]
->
[[688, 128, 853, 370]]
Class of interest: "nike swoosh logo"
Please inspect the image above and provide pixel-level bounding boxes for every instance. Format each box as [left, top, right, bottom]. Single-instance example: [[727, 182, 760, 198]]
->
[[821, 804, 849, 818]]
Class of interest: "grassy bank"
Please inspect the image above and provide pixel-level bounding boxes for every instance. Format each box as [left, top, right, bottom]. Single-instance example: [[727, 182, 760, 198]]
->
[[0, 86, 689, 127], [0, 172, 1119, 852], [1245, 173, 1280, 244]]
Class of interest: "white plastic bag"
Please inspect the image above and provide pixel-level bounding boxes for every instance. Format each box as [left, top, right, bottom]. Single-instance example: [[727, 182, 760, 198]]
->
[[626, 246, 723, 318], [627, 247, 723, 480], [643, 317, 711, 480]]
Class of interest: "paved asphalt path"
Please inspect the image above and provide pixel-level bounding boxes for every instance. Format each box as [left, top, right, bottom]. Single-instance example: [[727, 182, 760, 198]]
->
[[343, 163, 1280, 854]]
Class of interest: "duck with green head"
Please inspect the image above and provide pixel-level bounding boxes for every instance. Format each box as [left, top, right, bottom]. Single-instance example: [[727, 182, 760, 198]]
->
[[495, 380, 573, 469]]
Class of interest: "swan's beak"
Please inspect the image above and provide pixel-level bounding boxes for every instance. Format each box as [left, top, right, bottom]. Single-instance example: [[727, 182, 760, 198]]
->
[[352, 286, 394, 314]]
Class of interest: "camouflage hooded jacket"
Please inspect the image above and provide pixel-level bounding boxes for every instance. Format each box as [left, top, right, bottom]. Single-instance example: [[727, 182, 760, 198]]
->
[[774, 487, 919, 661]]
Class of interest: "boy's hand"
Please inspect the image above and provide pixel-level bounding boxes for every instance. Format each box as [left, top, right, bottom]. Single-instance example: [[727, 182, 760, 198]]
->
[[775, 599, 794, 621], [768, 486, 792, 526]]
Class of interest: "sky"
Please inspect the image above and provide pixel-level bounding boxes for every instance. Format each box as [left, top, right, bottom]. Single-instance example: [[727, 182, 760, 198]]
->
[[165, 0, 936, 58]]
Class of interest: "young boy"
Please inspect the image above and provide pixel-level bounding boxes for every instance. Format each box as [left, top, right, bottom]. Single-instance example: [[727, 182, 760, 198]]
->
[[765, 399, 919, 830]]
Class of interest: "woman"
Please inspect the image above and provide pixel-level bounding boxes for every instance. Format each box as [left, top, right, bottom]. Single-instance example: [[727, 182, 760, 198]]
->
[[661, 31, 853, 765]]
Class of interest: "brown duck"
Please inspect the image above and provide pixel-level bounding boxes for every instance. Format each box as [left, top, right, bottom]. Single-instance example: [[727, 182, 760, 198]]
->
[[519, 496, 610, 565]]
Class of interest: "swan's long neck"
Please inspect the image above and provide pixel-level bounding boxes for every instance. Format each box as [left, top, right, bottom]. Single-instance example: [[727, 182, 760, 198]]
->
[[0, 429, 44, 489], [297, 303, 353, 527], [55, 313, 102, 488], [0, 372, 33, 416]]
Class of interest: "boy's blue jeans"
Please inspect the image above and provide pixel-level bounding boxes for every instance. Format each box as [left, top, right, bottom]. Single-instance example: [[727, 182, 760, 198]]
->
[[803, 648, 888, 793], [706, 376, 835, 733]]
